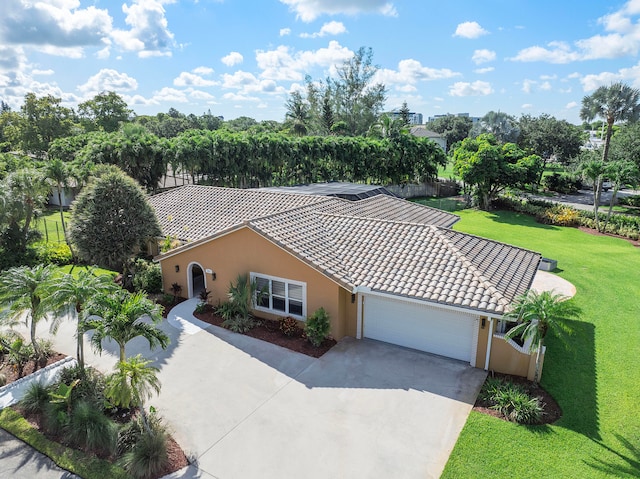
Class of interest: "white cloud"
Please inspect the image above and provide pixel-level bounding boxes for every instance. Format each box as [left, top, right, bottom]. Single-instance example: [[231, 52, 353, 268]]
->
[[448, 80, 493, 96], [522, 79, 535, 94], [188, 89, 216, 101], [472, 49, 496, 64], [539, 74, 557, 80], [36, 45, 84, 58], [222, 92, 260, 102], [32, 69, 54, 76], [279, 0, 397, 22], [280, 28, 291, 36], [96, 46, 111, 59], [580, 61, 640, 91], [375, 59, 460, 90], [565, 101, 578, 109], [152, 86, 189, 103], [193, 66, 214, 75], [474, 67, 494, 74], [454, 21, 489, 39], [173, 70, 217, 87], [256, 41, 353, 82], [300, 21, 347, 38], [0, 0, 112, 49], [222, 70, 260, 89], [512, 1, 640, 63], [221, 51, 244, 66], [78, 68, 138, 94], [521, 103, 533, 109], [540, 81, 552, 91], [111, 0, 175, 58]]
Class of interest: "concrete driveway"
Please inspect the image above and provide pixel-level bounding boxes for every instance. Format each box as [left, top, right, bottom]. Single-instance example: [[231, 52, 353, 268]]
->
[[13, 308, 486, 479]]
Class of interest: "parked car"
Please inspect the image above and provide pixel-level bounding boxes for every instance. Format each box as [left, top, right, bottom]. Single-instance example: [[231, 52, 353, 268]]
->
[[602, 179, 612, 192]]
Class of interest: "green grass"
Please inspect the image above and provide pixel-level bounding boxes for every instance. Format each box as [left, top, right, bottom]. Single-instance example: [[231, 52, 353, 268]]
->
[[437, 161, 459, 180], [34, 208, 71, 244], [442, 209, 640, 478], [412, 196, 467, 212], [56, 264, 118, 278], [0, 408, 129, 479]]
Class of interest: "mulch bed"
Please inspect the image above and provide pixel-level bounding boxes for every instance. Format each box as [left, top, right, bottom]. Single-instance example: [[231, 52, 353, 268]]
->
[[194, 307, 337, 358], [1, 351, 189, 478], [473, 372, 562, 425], [579, 226, 640, 247], [0, 352, 67, 385]]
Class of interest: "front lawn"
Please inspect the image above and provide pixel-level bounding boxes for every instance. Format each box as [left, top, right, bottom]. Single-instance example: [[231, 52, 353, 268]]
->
[[442, 209, 640, 478], [35, 208, 71, 244]]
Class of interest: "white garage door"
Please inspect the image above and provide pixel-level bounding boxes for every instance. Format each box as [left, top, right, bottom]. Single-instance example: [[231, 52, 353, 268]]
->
[[363, 295, 478, 363]]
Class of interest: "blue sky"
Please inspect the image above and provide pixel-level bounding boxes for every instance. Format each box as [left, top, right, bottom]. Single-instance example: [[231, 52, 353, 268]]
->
[[2, 0, 640, 124]]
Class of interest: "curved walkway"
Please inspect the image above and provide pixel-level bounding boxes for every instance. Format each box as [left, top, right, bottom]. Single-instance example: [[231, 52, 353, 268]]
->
[[531, 270, 577, 298], [166, 297, 211, 335]]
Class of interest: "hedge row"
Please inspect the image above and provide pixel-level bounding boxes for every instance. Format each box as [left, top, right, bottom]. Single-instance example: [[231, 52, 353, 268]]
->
[[495, 195, 640, 240]]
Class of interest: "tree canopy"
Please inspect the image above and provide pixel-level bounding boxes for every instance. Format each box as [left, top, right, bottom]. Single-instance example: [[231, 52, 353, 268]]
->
[[425, 115, 473, 149], [69, 167, 160, 272], [453, 134, 542, 209]]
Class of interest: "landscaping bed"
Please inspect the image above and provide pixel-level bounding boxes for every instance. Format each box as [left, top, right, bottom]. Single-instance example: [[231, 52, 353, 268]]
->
[[473, 372, 562, 425], [194, 307, 337, 358], [0, 352, 66, 386]]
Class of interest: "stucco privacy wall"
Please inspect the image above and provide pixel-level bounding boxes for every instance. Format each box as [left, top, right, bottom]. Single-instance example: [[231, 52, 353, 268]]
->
[[159, 227, 355, 339]]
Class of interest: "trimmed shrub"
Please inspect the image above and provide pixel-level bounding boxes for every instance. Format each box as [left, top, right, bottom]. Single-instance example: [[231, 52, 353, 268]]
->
[[280, 316, 299, 337], [305, 307, 331, 347], [194, 302, 207, 314], [618, 195, 640, 207], [58, 365, 107, 411], [33, 242, 73, 265], [132, 259, 162, 294]]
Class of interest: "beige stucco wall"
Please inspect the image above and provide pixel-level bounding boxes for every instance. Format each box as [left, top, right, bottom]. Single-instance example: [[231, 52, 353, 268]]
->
[[158, 227, 355, 339]]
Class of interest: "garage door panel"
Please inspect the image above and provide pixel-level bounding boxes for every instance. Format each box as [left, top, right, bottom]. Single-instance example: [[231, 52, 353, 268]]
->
[[363, 295, 476, 362]]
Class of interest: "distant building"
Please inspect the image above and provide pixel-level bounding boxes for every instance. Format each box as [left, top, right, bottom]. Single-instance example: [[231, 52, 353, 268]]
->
[[410, 126, 446, 151], [387, 110, 423, 125], [428, 113, 481, 124]]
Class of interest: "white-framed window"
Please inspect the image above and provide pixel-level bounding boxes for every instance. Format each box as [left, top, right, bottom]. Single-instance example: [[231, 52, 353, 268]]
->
[[251, 272, 306, 319]]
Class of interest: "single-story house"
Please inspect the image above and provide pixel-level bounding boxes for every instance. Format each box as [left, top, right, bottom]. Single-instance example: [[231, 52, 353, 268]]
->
[[150, 185, 544, 379], [410, 126, 447, 151]]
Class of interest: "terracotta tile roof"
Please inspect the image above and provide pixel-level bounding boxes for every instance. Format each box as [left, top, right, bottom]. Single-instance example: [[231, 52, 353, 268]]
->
[[148, 185, 328, 242], [249, 207, 540, 315], [149, 185, 458, 241], [151, 186, 538, 314]]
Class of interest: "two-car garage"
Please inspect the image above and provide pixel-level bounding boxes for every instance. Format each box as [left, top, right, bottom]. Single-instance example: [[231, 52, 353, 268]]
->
[[361, 294, 479, 365]]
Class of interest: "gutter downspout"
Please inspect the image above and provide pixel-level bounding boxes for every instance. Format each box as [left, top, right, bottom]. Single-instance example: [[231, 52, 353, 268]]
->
[[484, 317, 494, 370]]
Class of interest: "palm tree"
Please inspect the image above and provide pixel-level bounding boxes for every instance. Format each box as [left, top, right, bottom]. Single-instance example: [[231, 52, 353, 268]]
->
[[105, 354, 161, 411], [580, 82, 640, 164], [44, 268, 118, 371], [504, 290, 581, 383], [86, 290, 169, 363], [0, 264, 56, 360], [285, 91, 310, 136], [578, 153, 607, 231], [603, 160, 640, 231]]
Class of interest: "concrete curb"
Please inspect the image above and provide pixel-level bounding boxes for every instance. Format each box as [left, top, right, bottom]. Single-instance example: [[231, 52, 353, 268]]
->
[[0, 356, 77, 409]]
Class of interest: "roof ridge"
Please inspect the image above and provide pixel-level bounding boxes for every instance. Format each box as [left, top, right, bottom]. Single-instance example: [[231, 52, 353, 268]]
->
[[431, 228, 511, 307], [247, 197, 341, 224]]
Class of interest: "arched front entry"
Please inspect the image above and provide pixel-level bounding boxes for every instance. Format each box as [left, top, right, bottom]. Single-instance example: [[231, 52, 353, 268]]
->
[[188, 262, 206, 298]]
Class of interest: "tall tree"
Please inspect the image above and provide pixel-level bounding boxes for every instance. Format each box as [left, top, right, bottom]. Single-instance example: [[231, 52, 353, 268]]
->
[[0, 168, 50, 257], [45, 268, 118, 371], [86, 290, 168, 363], [284, 91, 310, 136], [518, 114, 584, 168], [399, 101, 411, 126], [453, 134, 542, 209], [17, 93, 74, 157], [426, 114, 473, 148], [69, 167, 160, 273], [78, 91, 132, 133], [472, 111, 520, 144], [504, 290, 581, 383], [603, 160, 640, 230], [0, 264, 56, 360], [580, 82, 640, 164], [577, 151, 607, 231]]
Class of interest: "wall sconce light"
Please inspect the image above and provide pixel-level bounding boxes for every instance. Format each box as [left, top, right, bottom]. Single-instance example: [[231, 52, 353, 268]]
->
[[175, 265, 180, 273], [211, 272, 217, 281], [351, 293, 356, 304], [481, 317, 486, 329]]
